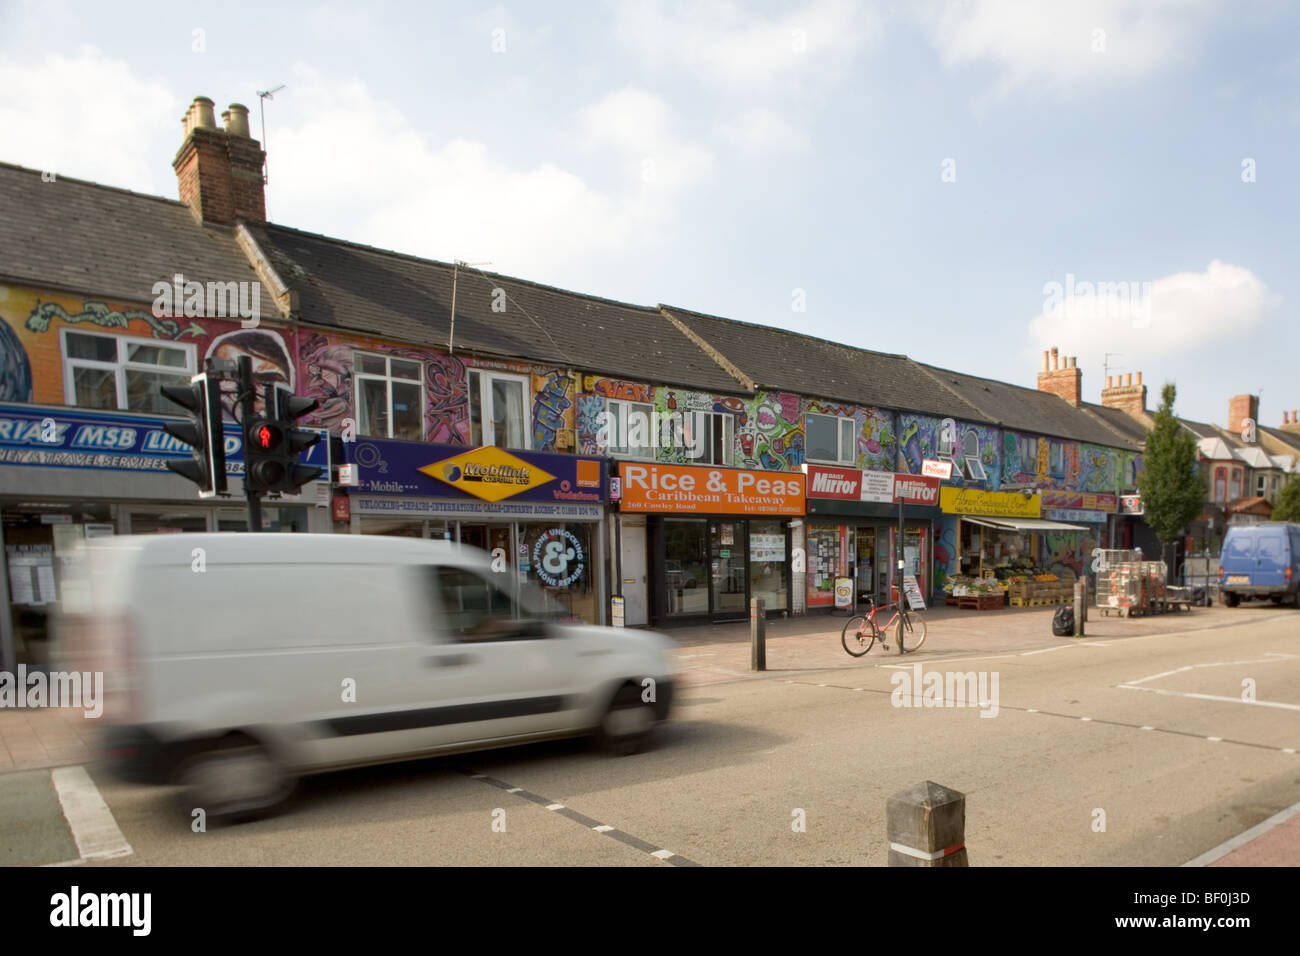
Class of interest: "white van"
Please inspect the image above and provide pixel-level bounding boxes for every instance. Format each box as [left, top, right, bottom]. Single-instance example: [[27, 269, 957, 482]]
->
[[58, 533, 676, 820]]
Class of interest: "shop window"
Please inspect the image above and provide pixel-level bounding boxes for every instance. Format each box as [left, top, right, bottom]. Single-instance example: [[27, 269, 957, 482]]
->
[[62, 330, 196, 414], [355, 352, 424, 441], [805, 413, 856, 465], [469, 369, 529, 449], [604, 400, 656, 459]]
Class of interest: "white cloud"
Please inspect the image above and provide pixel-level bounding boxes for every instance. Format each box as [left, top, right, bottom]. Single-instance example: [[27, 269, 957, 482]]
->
[[615, 0, 876, 92], [0, 44, 175, 191], [269, 69, 712, 276], [917, 0, 1215, 101], [1027, 260, 1279, 361], [716, 108, 810, 153]]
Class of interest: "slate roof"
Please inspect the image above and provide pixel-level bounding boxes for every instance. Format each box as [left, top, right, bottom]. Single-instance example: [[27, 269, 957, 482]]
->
[[246, 224, 744, 394], [660, 305, 985, 420], [0, 162, 274, 316], [913, 363, 1142, 449], [1080, 402, 1150, 446], [1260, 425, 1300, 455]]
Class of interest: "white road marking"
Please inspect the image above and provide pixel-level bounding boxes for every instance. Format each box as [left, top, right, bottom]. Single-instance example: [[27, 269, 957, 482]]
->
[[1141, 726, 1155, 731], [1284, 748, 1297, 754], [546, 803, 565, 811], [507, 787, 522, 793], [1021, 645, 1073, 656], [593, 825, 614, 832], [50, 766, 132, 861], [1207, 737, 1223, 742], [1027, 708, 1038, 713], [1080, 717, 1092, 722], [1124, 654, 1300, 687], [1117, 684, 1300, 712], [650, 849, 675, 860], [1183, 796, 1300, 867]]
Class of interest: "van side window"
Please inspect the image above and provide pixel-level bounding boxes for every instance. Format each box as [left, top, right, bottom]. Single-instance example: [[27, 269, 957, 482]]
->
[[431, 566, 523, 640], [1258, 534, 1283, 563]]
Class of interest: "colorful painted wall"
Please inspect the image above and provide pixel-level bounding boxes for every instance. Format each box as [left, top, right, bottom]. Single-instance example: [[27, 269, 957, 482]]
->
[[896, 414, 1000, 488], [1001, 428, 1143, 493], [0, 282, 581, 451]]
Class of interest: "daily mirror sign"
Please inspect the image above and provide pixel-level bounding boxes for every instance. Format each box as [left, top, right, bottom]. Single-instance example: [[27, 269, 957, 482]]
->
[[804, 465, 937, 505]]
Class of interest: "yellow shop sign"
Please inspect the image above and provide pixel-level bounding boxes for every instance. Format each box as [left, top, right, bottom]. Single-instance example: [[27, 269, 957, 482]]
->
[[940, 487, 1042, 518], [420, 446, 556, 503]]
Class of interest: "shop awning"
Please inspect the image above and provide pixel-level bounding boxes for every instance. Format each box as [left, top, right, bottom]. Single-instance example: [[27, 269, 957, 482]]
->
[[960, 516, 1092, 532]]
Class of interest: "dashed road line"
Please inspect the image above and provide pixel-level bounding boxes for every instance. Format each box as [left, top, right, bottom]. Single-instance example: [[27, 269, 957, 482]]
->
[[459, 769, 700, 866], [782, 678, 1299, 756]]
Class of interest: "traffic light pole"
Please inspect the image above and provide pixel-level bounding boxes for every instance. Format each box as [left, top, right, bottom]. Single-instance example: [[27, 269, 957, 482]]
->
[[236, 355, 262, 533]]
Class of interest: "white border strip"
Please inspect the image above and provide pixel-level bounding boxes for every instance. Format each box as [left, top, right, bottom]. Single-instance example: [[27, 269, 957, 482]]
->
[[50, 765, 133, 861], [1182, 797, 1300, 867]]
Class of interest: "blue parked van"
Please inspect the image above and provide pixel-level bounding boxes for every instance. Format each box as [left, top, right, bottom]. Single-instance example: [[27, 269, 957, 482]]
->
[[1218, 522, 1300, 607]]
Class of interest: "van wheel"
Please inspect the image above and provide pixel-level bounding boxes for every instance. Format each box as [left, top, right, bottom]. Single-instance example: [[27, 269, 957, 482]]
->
[[178, 739, 294, 822], [1221, 591, 1240, 607], [596, 685, 655, 756]]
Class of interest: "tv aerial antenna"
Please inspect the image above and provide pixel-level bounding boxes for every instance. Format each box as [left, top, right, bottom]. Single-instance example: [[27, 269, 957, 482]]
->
[[256, 85, 286, 187]]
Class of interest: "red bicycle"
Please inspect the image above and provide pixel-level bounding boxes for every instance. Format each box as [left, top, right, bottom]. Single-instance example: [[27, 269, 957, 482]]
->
[[841, 589, 927, 656]]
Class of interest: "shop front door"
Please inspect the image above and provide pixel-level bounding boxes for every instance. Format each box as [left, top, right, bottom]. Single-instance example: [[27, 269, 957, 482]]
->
[[710, 519, 748, 621]]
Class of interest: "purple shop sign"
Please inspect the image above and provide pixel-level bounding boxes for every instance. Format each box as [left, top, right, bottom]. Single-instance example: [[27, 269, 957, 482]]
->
[[346, 438, 607, 505]]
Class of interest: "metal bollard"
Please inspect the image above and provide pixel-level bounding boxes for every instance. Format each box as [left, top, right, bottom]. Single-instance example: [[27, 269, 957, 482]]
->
[[1073, 579, 1085, 637], [887, 780, 968, 867], [750, 598, 766, 671]]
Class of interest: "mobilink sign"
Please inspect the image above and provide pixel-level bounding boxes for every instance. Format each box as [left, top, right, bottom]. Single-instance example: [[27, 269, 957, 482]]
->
[[0, 403, 328, 480]]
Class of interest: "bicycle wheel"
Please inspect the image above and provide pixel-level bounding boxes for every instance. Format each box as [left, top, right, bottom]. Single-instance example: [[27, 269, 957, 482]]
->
[[841, 615, 876, 657], [899, 611, 927, 652]]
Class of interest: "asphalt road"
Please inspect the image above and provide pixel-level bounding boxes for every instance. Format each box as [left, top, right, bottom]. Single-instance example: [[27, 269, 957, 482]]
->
[[73, 604, 1300, 867]]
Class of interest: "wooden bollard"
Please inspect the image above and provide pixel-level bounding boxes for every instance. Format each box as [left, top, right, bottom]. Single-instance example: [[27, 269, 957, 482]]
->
[[887, 780, 968, 866], [750, 598, 766, 671]]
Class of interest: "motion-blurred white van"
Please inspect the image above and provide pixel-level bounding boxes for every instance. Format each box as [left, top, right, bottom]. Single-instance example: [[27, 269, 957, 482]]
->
[[59, 533, 676, 820]]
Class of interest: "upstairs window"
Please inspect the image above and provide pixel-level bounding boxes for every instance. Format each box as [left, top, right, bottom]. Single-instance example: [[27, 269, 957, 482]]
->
[[805, 413, 856, 465], [604, 400, 656, 459], [355, 352, 424, 441], [469, 369, 530, 449], [62, 330, 195, 414]]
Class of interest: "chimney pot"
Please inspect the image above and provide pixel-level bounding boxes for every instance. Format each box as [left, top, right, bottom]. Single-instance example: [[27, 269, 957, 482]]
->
[[1051, 346, 1059, 370], [1125, 373, 1132, 386], [1286, 411, 1291, 425], [1106, 375, 1112, 388], [1042, 350, 1050, 372], [1136, 371, 1142, 386], [190, 96, 217, 131], [223, 103, 251, 138]]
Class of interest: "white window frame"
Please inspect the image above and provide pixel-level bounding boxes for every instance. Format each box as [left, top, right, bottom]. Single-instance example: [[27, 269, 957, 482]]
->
[[604, 399, 657, 459], [61, 328, 197, 411], [1256, 473, 1266, 496], [804, 412, 857, 466], [468, 368, 531, 450], [963, 456, 988, 482], [680, 410, 734, 466], [354, 350, 425, 440]]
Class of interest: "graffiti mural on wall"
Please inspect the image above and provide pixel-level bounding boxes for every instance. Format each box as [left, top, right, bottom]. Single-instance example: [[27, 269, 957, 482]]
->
[[297, 331, 471, 443], [898, 414, 999, 488], [531, 368, 575, 452], [0, 315, 33, 401], [803, 398, 894, 471], [1001, 430, 1142, 494], [740, 391, 801, 470]]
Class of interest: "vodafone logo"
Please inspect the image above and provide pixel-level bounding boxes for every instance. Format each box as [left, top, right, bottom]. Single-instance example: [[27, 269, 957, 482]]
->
[[807, 466, 860, 499]]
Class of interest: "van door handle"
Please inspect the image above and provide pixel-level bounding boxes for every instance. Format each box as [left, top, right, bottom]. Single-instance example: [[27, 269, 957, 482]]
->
[[426, 654, 476, 667]]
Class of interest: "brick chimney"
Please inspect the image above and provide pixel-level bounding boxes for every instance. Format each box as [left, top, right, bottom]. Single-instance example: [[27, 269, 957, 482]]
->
[[1227, 394, 1259, 440], [1036, 346, 1082, 406], [1101, 369, 1147, 420], [173, 96, 266, 225]]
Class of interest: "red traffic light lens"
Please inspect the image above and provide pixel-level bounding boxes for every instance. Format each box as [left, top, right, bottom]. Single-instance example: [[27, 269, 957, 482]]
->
[[258, 425, 273, 448]]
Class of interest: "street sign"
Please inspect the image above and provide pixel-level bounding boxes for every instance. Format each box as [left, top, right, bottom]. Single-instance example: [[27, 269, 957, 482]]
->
[[921, 459, 953, 480]]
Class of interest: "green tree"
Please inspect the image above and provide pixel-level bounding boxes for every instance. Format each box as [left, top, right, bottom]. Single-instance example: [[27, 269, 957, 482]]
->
[[1274, 472, 1300, 522], [1138, 383, 1203, 553]]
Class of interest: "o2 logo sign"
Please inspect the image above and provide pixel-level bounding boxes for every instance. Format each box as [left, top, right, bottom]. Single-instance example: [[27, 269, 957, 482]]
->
[[532, 528, 585, 588]]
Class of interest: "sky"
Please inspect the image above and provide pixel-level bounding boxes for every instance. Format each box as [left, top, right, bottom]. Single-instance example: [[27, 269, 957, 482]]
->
[[2, 0, 1296, 428]]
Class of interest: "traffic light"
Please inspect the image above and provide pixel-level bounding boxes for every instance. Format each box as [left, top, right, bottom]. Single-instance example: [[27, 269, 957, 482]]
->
[[243, 386, 322, 495], [160, 373, 227, 496]]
